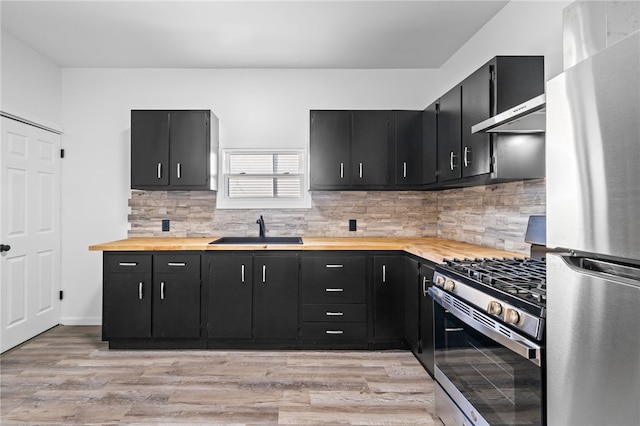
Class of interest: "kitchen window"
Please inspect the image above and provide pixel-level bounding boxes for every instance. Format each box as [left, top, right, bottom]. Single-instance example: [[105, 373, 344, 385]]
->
[[217, 149, 311, 209]]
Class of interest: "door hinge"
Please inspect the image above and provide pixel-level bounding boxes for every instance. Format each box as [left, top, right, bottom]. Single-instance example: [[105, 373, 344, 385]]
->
[[60, 149, 65, 158], [59, 290, 64, 300]]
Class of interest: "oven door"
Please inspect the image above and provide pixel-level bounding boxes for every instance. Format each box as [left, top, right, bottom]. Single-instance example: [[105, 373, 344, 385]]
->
[[429, 287, 544, 426]]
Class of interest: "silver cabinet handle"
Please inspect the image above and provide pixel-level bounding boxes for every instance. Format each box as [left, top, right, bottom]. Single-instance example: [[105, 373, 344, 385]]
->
[[340, 162, 344, 179], [157, 162, 162, 179], [262, 265, 266, 283], [382, 264, 386, 283], [325, 288, 344, 292], [423, 276, 429, 297], [463, 146, 470, 167], [119, 262, 138, 267], [325, 312, 344, 316], [450, 152, 456, 170], [325, 264, 344, 268], [177, 162, 181, 179], [138, 282, 143, 300], [359, 162, 363, 178], [168, 262, 186, 267], [403, 162, 407, 178], [241, 264, 245, 283], [161, 282, 165, 300], [325, 330, 344, 335], [445, 327, 464, 332]]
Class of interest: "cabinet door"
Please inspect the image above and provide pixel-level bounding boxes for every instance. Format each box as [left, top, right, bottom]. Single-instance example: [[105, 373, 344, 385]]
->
[[169, 110, 210, 188], [404, 258, 420, 353], [461, 64, 491, 178], [352, 111, 390, 186], [152, 254, 201, 338], [253, 255, 299, 339], [103, 272, 152, 339], [422, 102, 438, 185], [394, 111, 423, 186], [372, 256, 404, 342], [208, 255, 253, 338], [437, 86, 462, 182], [418, 262, 435, 377], [310, 110, 351, 188], [131, 110, 169, 187]]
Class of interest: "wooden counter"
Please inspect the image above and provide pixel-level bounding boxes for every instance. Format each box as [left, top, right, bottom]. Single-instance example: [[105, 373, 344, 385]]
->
[[89, 237, 522, 264]]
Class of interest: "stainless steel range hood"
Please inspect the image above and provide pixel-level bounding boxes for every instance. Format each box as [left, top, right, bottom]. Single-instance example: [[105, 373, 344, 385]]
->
[[471, 94, 546, 134]]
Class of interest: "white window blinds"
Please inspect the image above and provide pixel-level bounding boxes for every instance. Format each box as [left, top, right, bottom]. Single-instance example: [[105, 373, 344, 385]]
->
[[226, 152, 303, 199]]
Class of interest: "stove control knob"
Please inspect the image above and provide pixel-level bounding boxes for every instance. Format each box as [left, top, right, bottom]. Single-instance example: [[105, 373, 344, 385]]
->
[[444, 279, 456, 292], [435, 276, 446, 287], [505, 308, 521, 325], [487, 301, 503, 316]]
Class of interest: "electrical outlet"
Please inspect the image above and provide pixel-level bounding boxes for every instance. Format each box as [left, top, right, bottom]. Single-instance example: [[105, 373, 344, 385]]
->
[[162, 219, 170, 232], [349, 219, 357, 232]]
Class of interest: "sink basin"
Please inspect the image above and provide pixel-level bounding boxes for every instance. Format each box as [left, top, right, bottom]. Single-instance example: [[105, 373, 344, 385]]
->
[[209, 236, 303, 245]]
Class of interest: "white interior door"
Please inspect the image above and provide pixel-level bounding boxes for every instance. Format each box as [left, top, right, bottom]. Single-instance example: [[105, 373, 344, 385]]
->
[[1, 116, 61, 352]]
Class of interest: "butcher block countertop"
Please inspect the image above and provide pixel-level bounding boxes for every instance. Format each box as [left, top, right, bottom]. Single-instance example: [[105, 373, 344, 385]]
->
[[89, 237, 522, 264]]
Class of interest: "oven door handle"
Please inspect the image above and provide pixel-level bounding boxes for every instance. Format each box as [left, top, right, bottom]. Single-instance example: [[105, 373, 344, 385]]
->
[[429, 287, 543, 366]]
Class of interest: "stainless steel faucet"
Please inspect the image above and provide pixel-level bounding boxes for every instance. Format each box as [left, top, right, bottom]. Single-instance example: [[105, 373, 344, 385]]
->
[[256, 215, 266, 238]]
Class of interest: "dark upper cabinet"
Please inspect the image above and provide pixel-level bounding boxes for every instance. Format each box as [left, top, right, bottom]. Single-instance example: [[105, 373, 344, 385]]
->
[[208, 254, 253, 339], [436, 55, 545, 185], [461, 63, 492, 178], [422, 102, 438, 185], [309, 110, 391, 190], [437, 85, 462, 182], [309, 110, 351, 188], [351, 110, 390, 187], [131, 110, 218, 191], [394, 111, 423, 186]]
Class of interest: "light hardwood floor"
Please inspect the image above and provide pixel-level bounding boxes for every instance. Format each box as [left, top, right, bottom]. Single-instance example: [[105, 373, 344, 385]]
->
[[1, 326, 442, 425]]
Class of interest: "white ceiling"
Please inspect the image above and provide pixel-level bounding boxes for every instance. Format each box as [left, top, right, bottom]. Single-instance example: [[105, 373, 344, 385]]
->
[[1, 0, 509, 69]]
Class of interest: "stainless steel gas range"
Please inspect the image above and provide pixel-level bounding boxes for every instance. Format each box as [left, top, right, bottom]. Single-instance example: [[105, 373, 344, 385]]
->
[[428, 257, 546, 426]]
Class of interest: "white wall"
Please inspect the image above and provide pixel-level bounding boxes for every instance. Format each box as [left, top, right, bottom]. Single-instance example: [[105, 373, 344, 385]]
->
[[0, 30, 62, 129], [60, 0, 570, 325]]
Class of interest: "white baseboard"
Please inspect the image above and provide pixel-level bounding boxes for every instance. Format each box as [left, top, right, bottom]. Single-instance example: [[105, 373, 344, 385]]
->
[[61, 317, 102, 326]]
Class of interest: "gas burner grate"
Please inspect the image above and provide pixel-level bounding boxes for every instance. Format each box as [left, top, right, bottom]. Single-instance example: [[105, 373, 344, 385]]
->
[[443, 257, 547, 306]]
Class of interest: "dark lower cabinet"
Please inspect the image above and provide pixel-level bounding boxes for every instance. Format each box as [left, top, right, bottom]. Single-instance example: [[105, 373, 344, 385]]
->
[[404, 258, 420, 353], [102, 253, 201, 341], [207, 254, 253, 338], [417, 262, 435, 377], [253, 254, 299, 339], [372, 255, 405, 344]]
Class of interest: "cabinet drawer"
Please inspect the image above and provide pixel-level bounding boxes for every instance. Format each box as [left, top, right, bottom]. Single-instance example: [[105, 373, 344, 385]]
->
[[301, 256, 365, 276], [301, 322, 366, 341], [301, 275, 366, 303], [153, 254, 200, 276], [104, 254, 151, 273], [302, 304, 366, 322]]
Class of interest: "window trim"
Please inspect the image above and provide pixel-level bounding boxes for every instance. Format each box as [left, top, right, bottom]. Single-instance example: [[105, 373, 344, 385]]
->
[[216, 148, 311, 209]]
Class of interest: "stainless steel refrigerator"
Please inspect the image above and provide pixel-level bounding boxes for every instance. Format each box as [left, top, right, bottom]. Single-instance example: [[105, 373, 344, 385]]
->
[[546, 30, 640, 426]]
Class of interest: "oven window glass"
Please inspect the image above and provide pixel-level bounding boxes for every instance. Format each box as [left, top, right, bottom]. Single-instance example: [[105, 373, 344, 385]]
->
[[435, 303, 543, 426]]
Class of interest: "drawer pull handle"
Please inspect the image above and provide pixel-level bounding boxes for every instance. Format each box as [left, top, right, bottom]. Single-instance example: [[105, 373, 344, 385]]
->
[[119, 262, 138, 266], [445, 327, 464, 332], [241, 264, 245, 283], [325, 330, 344, 335], [262, 265, 266, 283], [138, 282, 143, 300], [168, 262, 186, 267], [325, 288, 344, 292], [325, 264, 344, 268], [161, 282, 165, 300], [326, 312, 344, 316], [382, 264, 386, 283]]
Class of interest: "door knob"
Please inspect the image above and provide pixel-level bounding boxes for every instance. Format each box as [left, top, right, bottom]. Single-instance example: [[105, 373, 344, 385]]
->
[[0, 244, 11, 252]]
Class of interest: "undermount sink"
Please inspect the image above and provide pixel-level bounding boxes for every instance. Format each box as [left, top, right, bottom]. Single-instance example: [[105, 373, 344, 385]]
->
[[209, 236, 303, 245]]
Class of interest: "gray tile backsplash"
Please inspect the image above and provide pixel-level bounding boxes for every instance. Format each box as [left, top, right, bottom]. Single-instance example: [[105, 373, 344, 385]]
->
[[128, 179, 545, 255]]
